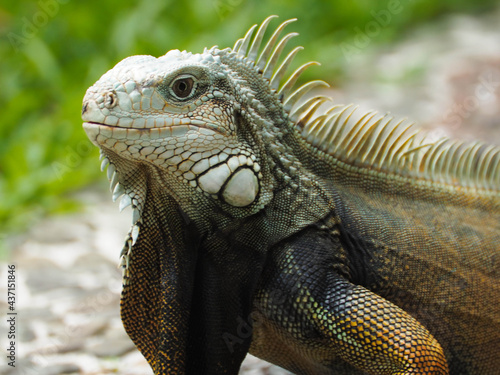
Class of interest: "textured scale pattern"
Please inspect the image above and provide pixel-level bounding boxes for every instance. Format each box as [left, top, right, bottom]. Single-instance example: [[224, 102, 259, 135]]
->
[[82, 15, 499, 375], [231, 17, 500, 193], [250, 228, 452, 374]]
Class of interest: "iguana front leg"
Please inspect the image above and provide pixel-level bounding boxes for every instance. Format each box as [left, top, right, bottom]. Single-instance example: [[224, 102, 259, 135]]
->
[[251, 227, 449, 375]]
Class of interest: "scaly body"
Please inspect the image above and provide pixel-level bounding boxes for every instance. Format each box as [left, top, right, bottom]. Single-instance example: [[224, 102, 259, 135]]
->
[[82, 16, 499, 374]]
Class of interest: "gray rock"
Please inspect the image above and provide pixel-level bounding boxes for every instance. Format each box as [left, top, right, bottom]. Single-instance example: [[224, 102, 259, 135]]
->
[[0, 359, 79, 375], [85, 326, 136, 357], [21, 258, 78, 293], [39, 363, 81, 375]]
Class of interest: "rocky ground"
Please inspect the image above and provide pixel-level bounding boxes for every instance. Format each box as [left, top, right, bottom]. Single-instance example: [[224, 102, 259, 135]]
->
[[1, 8, 499, 375]]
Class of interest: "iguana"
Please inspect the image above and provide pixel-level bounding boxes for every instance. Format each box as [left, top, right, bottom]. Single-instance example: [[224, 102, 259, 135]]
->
[[82, 16, 500, 375]]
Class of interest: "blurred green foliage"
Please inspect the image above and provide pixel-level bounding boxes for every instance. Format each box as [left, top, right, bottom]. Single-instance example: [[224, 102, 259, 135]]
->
[[0, 0, 498, 239]]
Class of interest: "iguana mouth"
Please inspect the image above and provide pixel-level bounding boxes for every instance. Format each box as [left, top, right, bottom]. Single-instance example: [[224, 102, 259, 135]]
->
[[82, 121, 221, 154], [83, 120, 222, 131], [83, 120, 224, 140]]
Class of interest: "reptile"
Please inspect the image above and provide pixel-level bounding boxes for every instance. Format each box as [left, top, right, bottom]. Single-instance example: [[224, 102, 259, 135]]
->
[[81, 16, 500, 375]]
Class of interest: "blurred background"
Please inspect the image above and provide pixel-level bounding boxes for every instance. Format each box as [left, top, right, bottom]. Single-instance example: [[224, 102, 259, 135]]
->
[[0, 0, 499, 374]]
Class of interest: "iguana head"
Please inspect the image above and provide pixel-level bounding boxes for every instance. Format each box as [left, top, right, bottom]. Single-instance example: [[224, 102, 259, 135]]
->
[[82, 16, 329, 373], [82, 50, 266, 210], [82, 16, 328, 219]]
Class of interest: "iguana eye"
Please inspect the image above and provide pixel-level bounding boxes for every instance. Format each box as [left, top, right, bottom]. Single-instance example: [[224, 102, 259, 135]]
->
[[170, 76, 195, 99]]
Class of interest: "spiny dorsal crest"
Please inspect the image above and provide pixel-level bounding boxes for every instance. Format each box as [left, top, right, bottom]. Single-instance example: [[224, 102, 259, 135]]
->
[[226, 16, 500, 192]]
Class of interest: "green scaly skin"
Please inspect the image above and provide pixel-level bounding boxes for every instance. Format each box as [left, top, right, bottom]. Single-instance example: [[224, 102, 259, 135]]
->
[[82, 16, 499, 375]]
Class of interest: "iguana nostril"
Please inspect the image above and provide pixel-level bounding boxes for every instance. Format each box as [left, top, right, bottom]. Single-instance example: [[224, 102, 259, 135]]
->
[[103, 91, 118, 108]]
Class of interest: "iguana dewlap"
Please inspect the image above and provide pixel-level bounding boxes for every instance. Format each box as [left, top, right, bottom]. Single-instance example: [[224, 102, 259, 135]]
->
[[82, 16, 500, 375]]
